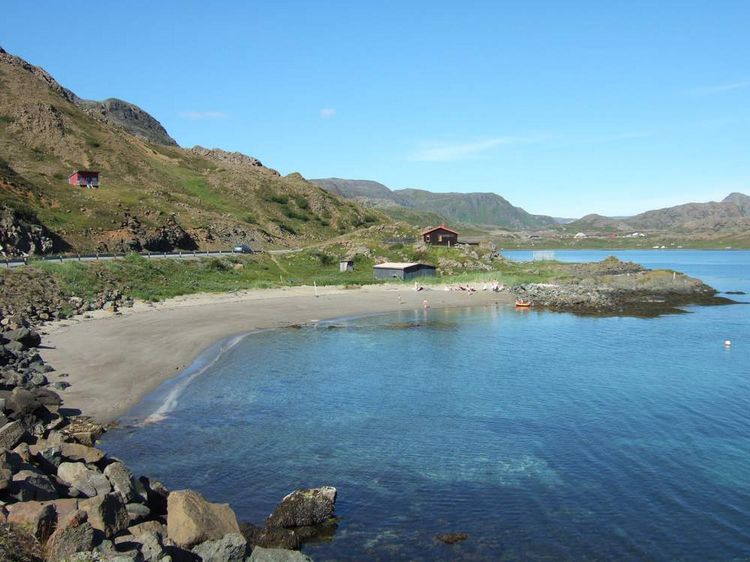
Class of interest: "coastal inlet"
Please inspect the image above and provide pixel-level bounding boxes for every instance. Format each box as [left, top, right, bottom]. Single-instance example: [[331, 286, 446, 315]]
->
[[101, 251, 750, 561]]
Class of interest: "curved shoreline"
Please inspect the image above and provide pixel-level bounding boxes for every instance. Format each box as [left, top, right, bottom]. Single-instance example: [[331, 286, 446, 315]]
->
[[40, 284, 512, 423]]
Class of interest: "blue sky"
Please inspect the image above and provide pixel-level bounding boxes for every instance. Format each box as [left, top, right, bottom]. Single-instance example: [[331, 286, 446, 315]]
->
[[3, 0, 749, 217]]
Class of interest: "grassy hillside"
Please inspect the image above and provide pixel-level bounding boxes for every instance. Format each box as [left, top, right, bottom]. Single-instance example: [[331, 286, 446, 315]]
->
[[0, 47, 383, 254]]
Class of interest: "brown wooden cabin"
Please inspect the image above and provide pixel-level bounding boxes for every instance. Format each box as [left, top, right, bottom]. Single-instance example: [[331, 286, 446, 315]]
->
[[421, 225, 459, 246]]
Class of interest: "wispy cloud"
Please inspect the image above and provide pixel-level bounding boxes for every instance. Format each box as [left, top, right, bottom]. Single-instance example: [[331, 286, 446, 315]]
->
[[320, 108, 336, 119], [179, 111, 228, 120], [549, 130, 655, 148], [408, 137, 523, 162], [691, 80, 750, 96]]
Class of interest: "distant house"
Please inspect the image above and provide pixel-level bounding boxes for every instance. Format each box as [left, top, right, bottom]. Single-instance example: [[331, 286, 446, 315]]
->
[[422, 225, 458, 246], [374, 262, 436, 281], [574, 232, 588, 239], [68, 170, 100, 188]]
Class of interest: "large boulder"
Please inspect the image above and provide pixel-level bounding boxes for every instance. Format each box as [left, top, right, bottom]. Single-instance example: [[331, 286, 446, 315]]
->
[[128, 520, 165, 538], [104, 461, 138, 502], [45, 510, 96, 562], [79, 492, 130, 537], [135, 530, 167, 562], [59, 442, 106, 463], [43, 498, 81, 521], [3, 327, 41, 348], [7, 500, 57, 542], [166, 489, 240, 548], [266, 487, 337, 529], [241, 523, 299, 550], [125, 501, 151, 525], [10, 469, 58, 501], [32, 387, 62, 413], [57, 461, 112, 497], [5, 388, 41, 417], [192, 532, 248, 562], [0, 420, 26, 449], [248, 546, 313, 562]]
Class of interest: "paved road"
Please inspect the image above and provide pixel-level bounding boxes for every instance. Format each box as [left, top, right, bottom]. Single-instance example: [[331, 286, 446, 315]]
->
[[1, 248, 303, 269]]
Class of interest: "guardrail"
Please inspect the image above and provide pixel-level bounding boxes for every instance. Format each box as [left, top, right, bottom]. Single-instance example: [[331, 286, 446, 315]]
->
[[1, 249, 268, 269]]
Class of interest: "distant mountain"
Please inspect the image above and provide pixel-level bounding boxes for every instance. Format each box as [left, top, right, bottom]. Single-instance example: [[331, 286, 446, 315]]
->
[[311, 178, 557, 230], [568, 193, 750, 234], [723, 192, 750, 214], [394, 188, 557, 229], [552, 217, 577, 225], [310, 178, 398, 206], [569, 214, 633, 232]]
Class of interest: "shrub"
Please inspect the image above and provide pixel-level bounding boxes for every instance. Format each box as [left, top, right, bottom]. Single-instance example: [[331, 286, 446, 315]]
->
[[282, 207, 310, 221], [293, 195, 310, 210], [267, 194, 289, 205], [311, 250, 335, 266]]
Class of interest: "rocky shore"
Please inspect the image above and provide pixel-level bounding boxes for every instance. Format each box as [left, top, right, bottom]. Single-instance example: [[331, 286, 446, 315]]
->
[[509, 257, 734, 316], [0, 320, 337, 561]]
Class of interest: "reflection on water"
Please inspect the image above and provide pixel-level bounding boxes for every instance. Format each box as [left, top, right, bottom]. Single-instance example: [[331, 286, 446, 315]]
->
[[102, 251, 750, 561]]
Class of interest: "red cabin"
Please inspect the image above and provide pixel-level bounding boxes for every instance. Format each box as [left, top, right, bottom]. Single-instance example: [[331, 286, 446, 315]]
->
[[422, 224, 459, 246], [68, 170, 100, 188]]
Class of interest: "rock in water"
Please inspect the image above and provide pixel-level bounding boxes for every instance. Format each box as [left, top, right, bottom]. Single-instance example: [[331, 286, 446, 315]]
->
[[167, 489, 241, 548], [436, 532, 469, 544], [192, 532, 248, 562], [248, 546, 314, 562], [266, 486, 337, 528]]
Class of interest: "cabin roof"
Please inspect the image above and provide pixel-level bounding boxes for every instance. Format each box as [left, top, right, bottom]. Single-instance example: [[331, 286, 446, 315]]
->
[[374, 262, 434, 270], [69, 170, 100, 176], [421, 224, 458, 236]]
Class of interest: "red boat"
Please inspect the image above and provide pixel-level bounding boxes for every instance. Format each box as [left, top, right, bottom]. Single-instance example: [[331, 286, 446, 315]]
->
[[515, 300, 532, 308]]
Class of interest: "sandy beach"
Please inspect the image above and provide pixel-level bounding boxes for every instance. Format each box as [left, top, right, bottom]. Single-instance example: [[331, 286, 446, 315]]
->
[[39, 284, 512, 423]]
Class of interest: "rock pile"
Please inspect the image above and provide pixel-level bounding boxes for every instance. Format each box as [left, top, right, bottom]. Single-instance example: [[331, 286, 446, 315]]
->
[[0, 323, 336, 561]]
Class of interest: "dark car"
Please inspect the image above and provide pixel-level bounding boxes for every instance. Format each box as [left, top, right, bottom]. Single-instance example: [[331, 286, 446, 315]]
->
[[232, 244, 253, 254]]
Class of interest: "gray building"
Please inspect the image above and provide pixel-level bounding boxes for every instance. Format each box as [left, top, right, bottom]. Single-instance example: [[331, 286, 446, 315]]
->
[[373, 262, 436, 281]]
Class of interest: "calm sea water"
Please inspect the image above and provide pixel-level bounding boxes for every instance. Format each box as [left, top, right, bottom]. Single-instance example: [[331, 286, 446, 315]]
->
[[102, 250, 750, 561]]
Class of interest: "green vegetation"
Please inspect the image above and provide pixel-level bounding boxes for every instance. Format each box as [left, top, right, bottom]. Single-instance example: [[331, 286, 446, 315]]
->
[[20, 232, 559, 302]]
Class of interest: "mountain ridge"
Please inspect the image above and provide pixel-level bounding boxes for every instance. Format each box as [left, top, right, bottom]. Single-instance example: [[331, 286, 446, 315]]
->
[[568, 193, 750, 233], [311, 178, 557, 229]]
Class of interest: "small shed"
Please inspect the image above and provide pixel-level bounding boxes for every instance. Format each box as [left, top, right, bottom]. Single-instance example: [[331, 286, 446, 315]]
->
[[422, 225, 458, 246], [339, 259, 354, 272], [68, 170, 100, 188], [374, 262, 436, 281]]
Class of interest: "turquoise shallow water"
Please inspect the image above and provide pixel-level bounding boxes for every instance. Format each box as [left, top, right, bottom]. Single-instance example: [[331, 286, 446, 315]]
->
[[102, 250, 749, 561]]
